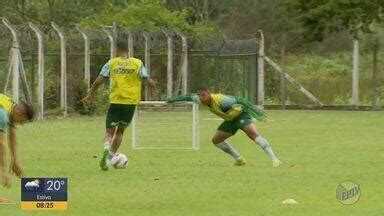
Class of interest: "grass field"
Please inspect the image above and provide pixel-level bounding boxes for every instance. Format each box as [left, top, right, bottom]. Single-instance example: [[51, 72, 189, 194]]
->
[[0, 110, 383, 215]]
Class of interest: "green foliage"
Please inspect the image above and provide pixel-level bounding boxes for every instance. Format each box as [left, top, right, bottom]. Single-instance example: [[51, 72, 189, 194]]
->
[[73, 83, 96, 115], [0, 0, 107, 26], [374, 87, 384, 106], [81, 1, 213, 36], [292, 0, 384, 41], [280, 50, 382, 105], [283, 53, 353, 104], [45, 72, 60, 109]]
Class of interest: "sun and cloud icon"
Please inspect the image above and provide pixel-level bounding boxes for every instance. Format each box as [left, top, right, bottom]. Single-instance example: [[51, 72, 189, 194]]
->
[[24, 179, 40, 190]]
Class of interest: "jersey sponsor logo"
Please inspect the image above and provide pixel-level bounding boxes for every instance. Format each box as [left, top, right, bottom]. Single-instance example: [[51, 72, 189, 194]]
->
[[114, 67, 135, 75]]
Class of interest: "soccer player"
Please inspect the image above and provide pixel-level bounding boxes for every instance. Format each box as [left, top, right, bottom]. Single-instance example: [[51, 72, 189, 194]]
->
[[83, 41, 156, 170], [167, 87, 282, 167], [0, 94, 34, 187]]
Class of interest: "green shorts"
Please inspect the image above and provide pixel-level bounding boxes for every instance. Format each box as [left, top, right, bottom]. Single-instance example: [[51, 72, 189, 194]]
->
[[218, 112, 253, 135], [106, 104, 136, 129]]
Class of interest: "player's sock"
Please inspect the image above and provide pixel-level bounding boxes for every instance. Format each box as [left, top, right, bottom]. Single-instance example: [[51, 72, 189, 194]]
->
[[103, 141, 116, 160], [254, 136, 279, 161], [216, 141, 241, 160], [103, 141, 110, 150]]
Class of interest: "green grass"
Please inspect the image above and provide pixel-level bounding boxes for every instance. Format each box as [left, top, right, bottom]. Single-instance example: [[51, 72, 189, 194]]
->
[[0, 110, 383, 215]]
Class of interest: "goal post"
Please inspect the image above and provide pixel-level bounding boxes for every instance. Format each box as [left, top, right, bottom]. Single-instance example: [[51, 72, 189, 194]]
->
[[132, 101, 199, 150]]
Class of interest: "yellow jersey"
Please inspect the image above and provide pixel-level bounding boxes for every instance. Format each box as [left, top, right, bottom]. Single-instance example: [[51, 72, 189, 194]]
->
[[0, 94, 14, 115], [102, 57, 147, 105], [194, 94, 243, 121]]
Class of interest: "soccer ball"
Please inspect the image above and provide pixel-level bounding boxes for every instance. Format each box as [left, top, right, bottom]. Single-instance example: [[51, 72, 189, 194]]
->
[[110, 153, 128, 169]]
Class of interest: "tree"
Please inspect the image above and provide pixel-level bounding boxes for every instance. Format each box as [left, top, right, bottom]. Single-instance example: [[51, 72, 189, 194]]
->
[[81, 1, 213, 37], [0, 0, 107, 26], [292, 0, 384, 41]]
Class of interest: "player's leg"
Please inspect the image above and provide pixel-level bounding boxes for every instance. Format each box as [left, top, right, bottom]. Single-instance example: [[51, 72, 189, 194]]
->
[[100, 104, 120, 170], [100, 127, 115, 170], [110, 125, 127, 154], [241, 123, 282, 167], [103, 128, 115, 151], [110, 104, 135, 154], [213, 122, 245, 165]]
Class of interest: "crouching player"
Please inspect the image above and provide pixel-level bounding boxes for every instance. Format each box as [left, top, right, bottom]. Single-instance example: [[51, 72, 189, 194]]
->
[[0, 94, 34, 187], [167, 87, 281, 167]]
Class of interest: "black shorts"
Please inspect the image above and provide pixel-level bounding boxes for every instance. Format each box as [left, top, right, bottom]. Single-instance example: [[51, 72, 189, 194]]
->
[[105, 104, 136, 128]]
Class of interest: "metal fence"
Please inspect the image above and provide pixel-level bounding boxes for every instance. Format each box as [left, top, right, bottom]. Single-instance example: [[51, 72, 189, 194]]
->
[[0, 18, 382, 119], [0, 19, 265, 119]]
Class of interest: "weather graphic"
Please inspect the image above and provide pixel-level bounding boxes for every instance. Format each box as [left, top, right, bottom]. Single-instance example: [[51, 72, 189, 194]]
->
[[24, 179, 40, 190]]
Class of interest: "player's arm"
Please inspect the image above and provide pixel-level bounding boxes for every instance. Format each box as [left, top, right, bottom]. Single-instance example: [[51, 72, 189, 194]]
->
[[140, 64, 157, 98], [83, 62, 109, 104], [8, 127, 23, 178], [83, 75, 106, 104], [0, 109, 10, 187], [222, 104, 244, 121], [144, 77, 156, 87], [0, 132, 10, 187], [167, 94, 198, 103]]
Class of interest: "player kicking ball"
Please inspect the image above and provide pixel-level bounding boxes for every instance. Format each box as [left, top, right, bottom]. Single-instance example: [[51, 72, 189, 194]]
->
[[83, 41, 156, 171], [0, 94, 34, 187], [167, 87, 281, 167]]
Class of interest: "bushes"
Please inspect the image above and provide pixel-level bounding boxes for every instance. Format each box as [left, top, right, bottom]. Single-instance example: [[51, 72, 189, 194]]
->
[[280, 52, 378, 105], [45, 72, 60, 109], [73, 82, 96, 115], [44, 60, 106, 116]]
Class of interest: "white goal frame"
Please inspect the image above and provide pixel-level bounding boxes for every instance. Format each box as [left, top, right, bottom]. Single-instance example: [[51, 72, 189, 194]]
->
[[132, 101, 199, 150]]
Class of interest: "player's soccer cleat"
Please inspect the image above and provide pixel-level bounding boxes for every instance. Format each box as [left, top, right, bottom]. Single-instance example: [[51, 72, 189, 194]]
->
[[234, 157, 246, 166], [99, 149, 110, 171], [272, 159, 282, 167]]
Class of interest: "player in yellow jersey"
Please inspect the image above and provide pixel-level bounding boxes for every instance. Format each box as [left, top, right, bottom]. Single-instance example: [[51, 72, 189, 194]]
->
[[83, 41, 156, 170], [168, 87, 281, 167], [0, 94, 34, 187]]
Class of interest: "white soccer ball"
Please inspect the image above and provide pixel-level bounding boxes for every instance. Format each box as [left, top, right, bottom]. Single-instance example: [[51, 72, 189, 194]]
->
[[110, 153, 128, 169]]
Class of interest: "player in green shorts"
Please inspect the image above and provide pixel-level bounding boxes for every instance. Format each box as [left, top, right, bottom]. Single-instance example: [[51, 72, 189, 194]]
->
[[83, 41, 156, 170], [0, 93, 34, 187], [167, 87, 282, 167]]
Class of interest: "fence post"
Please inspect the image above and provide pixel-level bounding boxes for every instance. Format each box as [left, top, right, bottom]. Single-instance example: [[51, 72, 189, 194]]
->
[[257, 30, 265, 107], [177, 32, 188, 94], [28, 22, 45, 120], [249, 54, 257, 104], [280, 34, 286, 109], [51, 22, 67, 116], [214, 51, 220, 93], [3, 18, 33, 105], [112, 22, 117, 46], [143, 32, 151, 100], [162, 30, 173, 98], [103, 28, 116, 59], [3, 18, 20, 102], [126, 29, 134, 57], [372, 38, 379, 109], [76, 26, 91, 89], [352, 39, 359, 106]]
